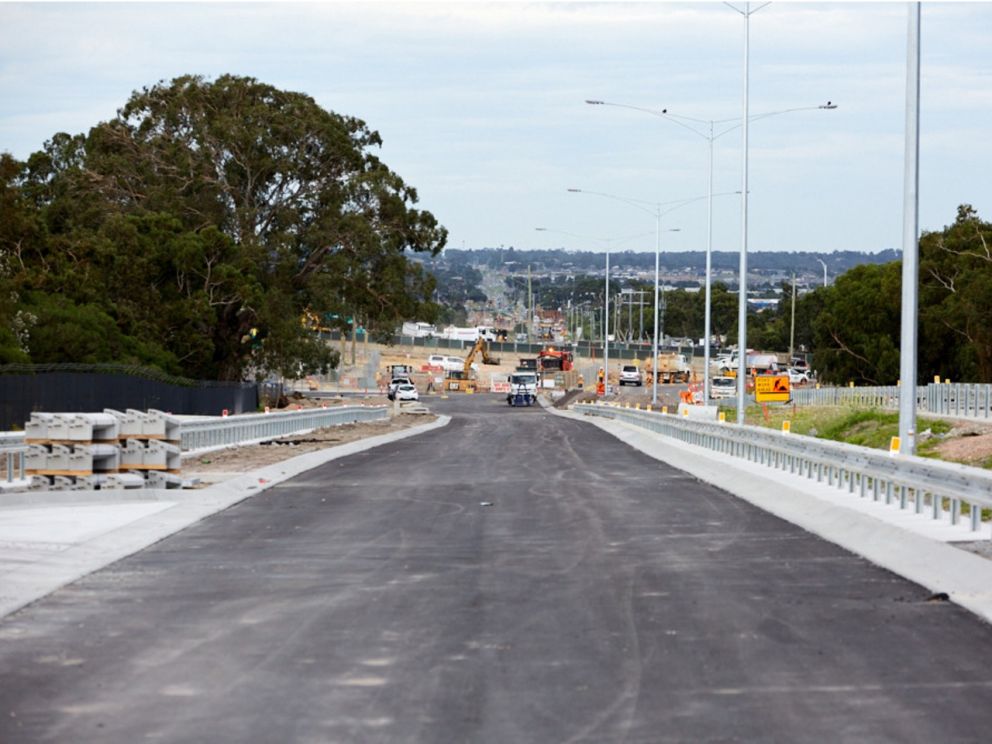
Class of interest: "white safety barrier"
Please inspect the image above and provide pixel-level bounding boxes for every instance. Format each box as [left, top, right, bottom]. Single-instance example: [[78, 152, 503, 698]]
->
[[577, 402, 992, 535]]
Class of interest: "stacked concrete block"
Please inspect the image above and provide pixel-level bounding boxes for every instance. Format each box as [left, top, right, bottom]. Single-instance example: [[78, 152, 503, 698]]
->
[[106, 409, 180, 442], [120, 439, 181, 472], [24, 410, 184, 491]]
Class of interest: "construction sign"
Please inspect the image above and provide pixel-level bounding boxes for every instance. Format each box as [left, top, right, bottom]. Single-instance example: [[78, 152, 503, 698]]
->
[[754, 375, 791, 402]]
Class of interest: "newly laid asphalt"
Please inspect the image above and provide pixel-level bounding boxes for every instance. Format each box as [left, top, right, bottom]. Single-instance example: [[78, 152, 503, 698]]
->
[[3, 395, 992, 743]]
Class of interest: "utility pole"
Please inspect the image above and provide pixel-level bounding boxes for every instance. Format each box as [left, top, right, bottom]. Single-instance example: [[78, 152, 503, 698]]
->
[[351, 315, 357, 366], [789, 273, 796, 362], [527, 265, 533, 341]]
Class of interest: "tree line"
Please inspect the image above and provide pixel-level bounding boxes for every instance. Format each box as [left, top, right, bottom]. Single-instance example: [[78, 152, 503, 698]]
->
[[0, 75, 446, 380]]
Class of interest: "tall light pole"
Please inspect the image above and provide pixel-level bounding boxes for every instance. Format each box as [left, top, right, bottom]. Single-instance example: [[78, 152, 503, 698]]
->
[[567, 189, 735, 404], [815, 257, 828, 287], [535, 227, 650, 394], [899, 2, 921, 455], [585, 99, 835, 402]]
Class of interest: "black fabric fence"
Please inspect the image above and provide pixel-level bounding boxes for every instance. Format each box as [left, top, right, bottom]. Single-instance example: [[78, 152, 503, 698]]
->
[[0, 365, 261, 430]]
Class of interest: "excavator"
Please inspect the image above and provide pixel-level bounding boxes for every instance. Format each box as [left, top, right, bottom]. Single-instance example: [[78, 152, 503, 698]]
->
[[443, 337, 501, 393]]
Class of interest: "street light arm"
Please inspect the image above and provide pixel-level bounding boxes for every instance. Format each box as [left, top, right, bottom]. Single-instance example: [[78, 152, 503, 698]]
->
[[569, 188, 709, 218], [710, 103, 839, 139], [586, 99, 711, 140], [590, 99, 836, 142]]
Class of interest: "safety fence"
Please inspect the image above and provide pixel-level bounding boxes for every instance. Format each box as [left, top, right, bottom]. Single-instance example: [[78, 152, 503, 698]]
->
[[0, 364, 261, 430], [575, 402, 992, 535], [792, 383, 992, 419]]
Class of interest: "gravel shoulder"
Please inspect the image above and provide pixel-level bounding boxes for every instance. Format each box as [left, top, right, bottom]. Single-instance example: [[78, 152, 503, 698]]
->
[[184, 410, 436, 479]]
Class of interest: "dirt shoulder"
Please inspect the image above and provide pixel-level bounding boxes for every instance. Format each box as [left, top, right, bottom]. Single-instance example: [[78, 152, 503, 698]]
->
[[184, 411, 436, 480]]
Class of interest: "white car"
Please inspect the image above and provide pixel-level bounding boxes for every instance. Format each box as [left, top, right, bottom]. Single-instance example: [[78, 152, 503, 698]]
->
[[709, 376, 737, 399], [427, 354, 448, 369], [788, 368, 810, 385], [394, 383, 419, 401], [619, 365, 643, 386], [387, 376, 413, 400]]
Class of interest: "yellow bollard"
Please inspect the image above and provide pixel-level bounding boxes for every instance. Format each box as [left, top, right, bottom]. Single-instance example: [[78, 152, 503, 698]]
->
[[719, 411, 726, 423], [782, 420, 791, 434], [661, 406, 668, 415], [890, 436, 901, 455], [646, 404, 652, 412]]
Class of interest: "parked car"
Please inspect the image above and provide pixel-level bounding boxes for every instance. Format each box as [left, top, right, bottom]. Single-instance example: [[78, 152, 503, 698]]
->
[[427, 354, 448, 369], [387, 376, 413, 400], [394, 383, 419, 401], [709, 376, 737, 399], [788, 368, 810, 385], [619, 364, 643, 386]]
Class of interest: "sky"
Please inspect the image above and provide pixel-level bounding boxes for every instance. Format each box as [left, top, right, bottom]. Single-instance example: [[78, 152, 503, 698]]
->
[[1, 1, 990, 256]]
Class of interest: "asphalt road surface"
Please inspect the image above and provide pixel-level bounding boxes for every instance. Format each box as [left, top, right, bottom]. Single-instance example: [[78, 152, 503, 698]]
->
[[2, 395, 992, 743]]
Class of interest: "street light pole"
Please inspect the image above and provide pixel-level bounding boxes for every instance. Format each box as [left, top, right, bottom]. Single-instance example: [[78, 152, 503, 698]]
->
[[899, 2, 922, 456], [735, 0, 754, 423], [585, 96, 834, 404], [816, 257, 828, 287]]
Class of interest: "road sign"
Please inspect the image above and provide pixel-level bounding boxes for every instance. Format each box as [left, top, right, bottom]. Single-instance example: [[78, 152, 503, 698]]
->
[[754, 375, 791, 402]]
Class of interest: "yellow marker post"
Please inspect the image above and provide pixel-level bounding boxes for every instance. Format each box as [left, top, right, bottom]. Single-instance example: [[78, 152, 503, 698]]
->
[[646, 404, 652, 412], [635, 403, 641, 410], [682, 407, 689, 417], [890, 436, 901, 455], [662, 406, 668, 415], [719, 411, 726, 423], [933, 375, 940, 384], [849, 381, 855, 388], [782, 420, 791, 434]]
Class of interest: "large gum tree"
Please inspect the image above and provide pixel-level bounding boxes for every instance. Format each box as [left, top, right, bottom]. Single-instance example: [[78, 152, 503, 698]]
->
[[10, 74, 446, 380]]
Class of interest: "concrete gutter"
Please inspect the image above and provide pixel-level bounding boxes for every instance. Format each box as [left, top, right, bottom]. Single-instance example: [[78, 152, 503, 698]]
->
[[553, 405, 992, 626], [0, 415, 450, 619]]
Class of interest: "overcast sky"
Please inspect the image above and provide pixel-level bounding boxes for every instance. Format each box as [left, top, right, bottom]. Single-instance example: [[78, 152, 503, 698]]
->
[[1, 1, 990, 255]]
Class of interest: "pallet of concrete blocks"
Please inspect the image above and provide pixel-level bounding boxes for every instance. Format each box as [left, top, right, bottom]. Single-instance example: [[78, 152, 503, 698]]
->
[[26, 442, 120, 477], [119, 439, 181, 473], [105, 409, 180, 442], [25, 412, 120, 444]]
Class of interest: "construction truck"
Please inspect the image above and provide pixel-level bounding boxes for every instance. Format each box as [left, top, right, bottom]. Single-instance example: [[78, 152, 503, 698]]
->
[[443, 338, 500, 393], [536, 346, 574, 373], [507, 370, 538, 406], [644, 352, 692, 384]]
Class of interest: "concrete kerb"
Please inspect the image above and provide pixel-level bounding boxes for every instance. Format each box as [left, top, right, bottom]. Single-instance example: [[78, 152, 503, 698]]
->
[[552, 405, 992, 626], [0, 414, 450, 620]]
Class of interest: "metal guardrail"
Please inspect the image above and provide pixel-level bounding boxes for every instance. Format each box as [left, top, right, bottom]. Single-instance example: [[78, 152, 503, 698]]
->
[[180, 405, 389, 452], [576, 402, 992, 534], [792, 383, 992, 419], [0, 432, 27, 484]]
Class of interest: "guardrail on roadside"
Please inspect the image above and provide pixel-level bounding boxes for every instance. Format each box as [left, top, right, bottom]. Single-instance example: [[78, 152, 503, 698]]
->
[[0, 432, 27, 485], [791, 383, 992, 419], [180, 405, 389, 452], [575, 402, 992, 535]]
